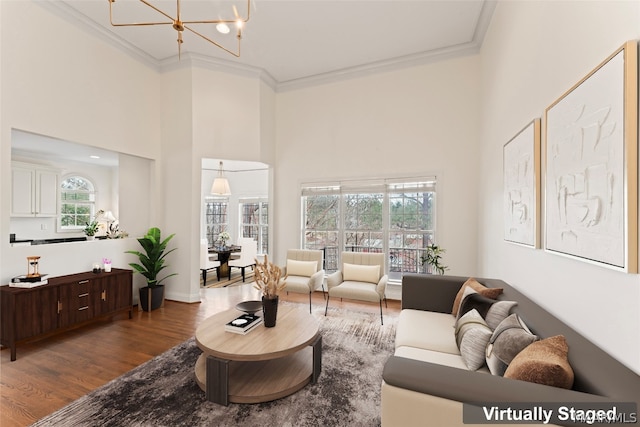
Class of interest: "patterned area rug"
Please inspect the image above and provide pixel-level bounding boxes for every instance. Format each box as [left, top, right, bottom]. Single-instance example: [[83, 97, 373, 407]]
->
[[202, 270, 255, 288], [32, 303, 397, 427]]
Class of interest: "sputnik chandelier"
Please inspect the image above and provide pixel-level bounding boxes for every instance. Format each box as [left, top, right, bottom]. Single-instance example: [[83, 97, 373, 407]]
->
[[108, 0, 250, 58]]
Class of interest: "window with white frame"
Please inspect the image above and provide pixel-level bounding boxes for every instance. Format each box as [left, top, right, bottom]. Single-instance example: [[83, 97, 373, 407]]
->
[[60, 176, 96, 230], [205, 197, 229, 246], [239, 199, 269, 254], [301, 177, 436, 279]]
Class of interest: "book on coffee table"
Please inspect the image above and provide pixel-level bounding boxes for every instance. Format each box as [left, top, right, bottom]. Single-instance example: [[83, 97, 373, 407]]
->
[[225, 313, 263, 335]]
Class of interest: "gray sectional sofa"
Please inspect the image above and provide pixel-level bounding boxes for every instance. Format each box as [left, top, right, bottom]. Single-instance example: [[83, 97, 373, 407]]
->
[[381, 274, 640, 426]]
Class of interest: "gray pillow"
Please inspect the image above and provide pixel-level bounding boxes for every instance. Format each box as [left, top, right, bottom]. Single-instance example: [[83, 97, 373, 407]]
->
[[455, 309, 492, 371], [486, 313, 539, 376], [457, 288, 518, 330]]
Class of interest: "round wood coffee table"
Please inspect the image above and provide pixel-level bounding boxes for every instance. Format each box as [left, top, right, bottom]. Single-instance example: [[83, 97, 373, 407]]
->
[[194, 304, 322, 405]]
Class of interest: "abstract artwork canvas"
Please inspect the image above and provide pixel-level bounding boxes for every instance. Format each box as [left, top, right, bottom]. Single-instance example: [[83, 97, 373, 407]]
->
[[544, 41, 637, 272], [504, 119, 540, 247]]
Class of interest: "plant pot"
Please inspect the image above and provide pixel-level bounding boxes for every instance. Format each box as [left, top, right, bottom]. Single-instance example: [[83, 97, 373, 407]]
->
[[139, 285, 164, 312], [262, 295, 279, 327], [86, 235, 95, 241]]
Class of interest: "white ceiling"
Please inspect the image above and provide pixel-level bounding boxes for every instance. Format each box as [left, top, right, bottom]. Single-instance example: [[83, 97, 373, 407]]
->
[[12, 129, 120, 167], [44, 0, 496, 90], [15, 0, 495, 165]]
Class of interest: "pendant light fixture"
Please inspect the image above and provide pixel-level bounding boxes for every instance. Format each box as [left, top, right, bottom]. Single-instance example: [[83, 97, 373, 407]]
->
[[107, 0, 251, 59], [211, 161, 231, 195]]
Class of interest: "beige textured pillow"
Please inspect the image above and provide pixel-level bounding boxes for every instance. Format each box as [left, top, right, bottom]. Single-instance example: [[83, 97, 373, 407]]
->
[[343, 263, 380, 284], [455, 309, 492, 371], [504, 335, 574, 389], [286, 259, 317, 277], [452, 278, 504, 316]]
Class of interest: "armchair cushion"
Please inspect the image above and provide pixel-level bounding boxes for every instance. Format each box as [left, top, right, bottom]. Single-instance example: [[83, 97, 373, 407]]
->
[[284, 270, 325, 294], [286, 259, 317, 277], [343, 263, 380, 283], [328, 281, 381, 303]]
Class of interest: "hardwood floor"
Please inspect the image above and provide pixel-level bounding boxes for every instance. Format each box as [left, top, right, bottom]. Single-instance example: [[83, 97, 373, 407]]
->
[[0, 284, 400, 427]]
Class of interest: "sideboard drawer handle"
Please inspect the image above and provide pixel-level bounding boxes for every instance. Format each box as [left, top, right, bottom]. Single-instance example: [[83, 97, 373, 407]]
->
[[78, 306, 89, 311], [78, 293, 89, 297], [78, 280, 89, 285]]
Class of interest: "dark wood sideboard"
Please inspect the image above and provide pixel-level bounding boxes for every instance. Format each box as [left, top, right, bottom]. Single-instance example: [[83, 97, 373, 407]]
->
[[1, 268, 133, 361]]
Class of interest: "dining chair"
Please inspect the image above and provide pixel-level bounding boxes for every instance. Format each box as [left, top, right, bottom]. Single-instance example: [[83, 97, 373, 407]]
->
[[228, 237, 258, 282], [200, 239, 221, 284]]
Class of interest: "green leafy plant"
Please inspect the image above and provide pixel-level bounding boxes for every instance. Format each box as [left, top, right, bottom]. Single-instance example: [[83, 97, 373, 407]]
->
[[126, 227, 177, 287], [84, 209, 104, 236], [420, 244, 449, 275], [84, 221, 99, 236]]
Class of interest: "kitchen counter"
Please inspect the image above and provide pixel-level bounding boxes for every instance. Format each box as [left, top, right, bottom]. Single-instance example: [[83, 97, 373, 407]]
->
[[10, 237, 91, 246]]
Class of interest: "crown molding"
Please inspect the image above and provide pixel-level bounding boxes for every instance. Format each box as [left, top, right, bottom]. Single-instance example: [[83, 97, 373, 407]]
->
[[274, 42, 481, 93], [36, 0, 161, 72], [273, 1, 496, 92], [35, 0, 496, 93], [159, 54, 278, 91]]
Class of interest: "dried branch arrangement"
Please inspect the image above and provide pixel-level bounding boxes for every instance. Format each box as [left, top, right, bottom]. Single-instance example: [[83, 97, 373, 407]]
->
[[253, 255, 286, 299]]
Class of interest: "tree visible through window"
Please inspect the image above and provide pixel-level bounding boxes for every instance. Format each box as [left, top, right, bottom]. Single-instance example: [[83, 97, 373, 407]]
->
[[302, 178, 436, 279], [205, 198, 228, 246], [60, 176, 96, 230], [239, 199, 269, 254]]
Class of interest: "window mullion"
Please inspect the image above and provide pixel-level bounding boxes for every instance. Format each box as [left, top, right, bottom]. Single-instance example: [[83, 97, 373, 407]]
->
[[382, 192, 390, 275]]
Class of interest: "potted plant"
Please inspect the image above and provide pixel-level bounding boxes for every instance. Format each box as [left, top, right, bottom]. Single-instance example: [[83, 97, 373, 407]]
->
[[126, 227, 177, 311], [420, 244, 449, 275], [84, 209, 104, 240], [253, 255, 286, 327]]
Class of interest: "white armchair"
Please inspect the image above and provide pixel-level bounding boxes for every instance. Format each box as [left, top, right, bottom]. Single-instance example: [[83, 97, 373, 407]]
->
[[325, 251, 388, 324], [200, 239, 220, 285], [282, 249, 325, 313]]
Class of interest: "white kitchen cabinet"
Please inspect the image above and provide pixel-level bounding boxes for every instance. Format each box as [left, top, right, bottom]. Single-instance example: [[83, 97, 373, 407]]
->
[[11, 163, 60, 217]]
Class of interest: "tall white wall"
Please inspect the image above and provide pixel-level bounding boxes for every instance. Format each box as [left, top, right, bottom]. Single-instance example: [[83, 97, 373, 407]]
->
[[0, 1, 160, 289], [274, 55, 482, 272], [478, 1, 640, 373]]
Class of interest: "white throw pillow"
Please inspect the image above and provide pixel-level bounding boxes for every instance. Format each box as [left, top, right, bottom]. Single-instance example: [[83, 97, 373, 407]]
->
[[343, 263, 380, 284], [286, 259, 317, 277]]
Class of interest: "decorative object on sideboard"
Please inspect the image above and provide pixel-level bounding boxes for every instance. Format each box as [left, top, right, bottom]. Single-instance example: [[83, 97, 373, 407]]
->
[[253, 255, 286, 327], [27, 255, 41, 277], [126, 227, 177, 312], [103, 258, 112, 273], [420, 244, 448, 275]]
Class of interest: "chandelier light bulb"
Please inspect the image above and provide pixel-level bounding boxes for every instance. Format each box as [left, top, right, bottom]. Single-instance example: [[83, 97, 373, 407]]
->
[[216, 23, 230, 34]]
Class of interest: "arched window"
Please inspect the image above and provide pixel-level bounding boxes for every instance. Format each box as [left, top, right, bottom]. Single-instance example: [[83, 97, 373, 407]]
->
[[60, 176, 96, 230]]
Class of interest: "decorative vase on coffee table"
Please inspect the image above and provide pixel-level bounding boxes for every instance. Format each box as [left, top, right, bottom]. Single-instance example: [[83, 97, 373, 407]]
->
[[262, 296, 279, 327]]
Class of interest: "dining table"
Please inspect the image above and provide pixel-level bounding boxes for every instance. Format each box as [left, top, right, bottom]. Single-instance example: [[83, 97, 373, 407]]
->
[[209, 245, 241, 279]]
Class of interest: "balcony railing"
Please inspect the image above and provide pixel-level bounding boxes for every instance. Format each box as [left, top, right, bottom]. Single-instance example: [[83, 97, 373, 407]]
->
[[306, 245, 429, 279]]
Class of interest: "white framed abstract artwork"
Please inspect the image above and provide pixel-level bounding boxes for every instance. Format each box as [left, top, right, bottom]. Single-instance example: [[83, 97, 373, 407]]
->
[[544, 41, 638, 272], [503, 119, 541, 247]]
